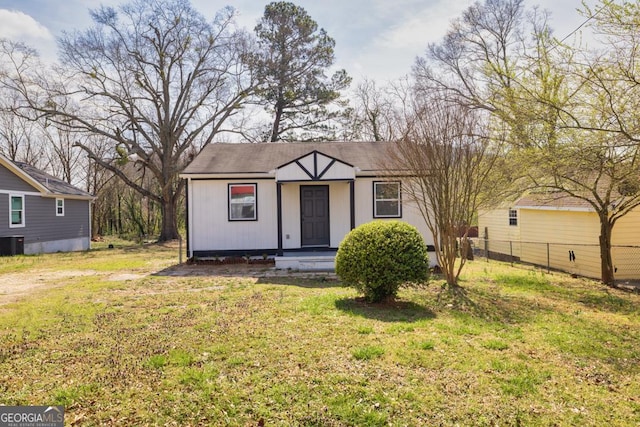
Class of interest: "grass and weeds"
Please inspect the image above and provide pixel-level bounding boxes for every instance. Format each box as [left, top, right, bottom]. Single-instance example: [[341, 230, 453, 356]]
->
[[0, 243, 639, 425]]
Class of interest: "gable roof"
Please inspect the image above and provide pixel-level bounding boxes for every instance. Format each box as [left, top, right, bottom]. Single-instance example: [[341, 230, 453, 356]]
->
[[0, 154, 93, 199], [182, 142, 400, 176]]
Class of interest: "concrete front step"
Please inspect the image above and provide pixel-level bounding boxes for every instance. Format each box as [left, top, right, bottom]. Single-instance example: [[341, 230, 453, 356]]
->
[[275, 255, 335, 271]]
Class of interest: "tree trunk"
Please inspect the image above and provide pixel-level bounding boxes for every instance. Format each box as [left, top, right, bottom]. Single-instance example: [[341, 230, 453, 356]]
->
[[117, 195, 123, 234], [445, 270, 457, 287], [159, 196, 180, 241], [440, 231, 458, 287], [270, 102, 284, 142], [598, 216, 615, 286]]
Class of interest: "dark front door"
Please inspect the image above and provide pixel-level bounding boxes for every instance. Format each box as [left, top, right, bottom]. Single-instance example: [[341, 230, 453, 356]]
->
[[300, 185, 330, 246]]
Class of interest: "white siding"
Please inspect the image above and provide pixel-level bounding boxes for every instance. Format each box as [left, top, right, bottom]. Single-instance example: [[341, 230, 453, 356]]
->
[[402, 199, 436, 248], [322, 163, 355, 180], [190, 179, 278, 252], [330, 182, 352, 246], [298, 155, 315, 174], [277, 163, 313, 182], [189, 177, 435, 257], [316, 153, 332, 172], [280, 183, 301, 249], [354, 178, 434, 247]]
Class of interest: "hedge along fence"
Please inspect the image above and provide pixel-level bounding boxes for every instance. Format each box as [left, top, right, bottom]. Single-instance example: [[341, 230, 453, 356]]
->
[[335, 220, 430, 303]]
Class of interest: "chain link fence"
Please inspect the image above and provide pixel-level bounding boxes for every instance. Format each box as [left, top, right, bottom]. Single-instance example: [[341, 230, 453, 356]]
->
[[474, 238, 640, 285]]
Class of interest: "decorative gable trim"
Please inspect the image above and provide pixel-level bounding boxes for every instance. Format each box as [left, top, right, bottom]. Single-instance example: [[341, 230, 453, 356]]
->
[[275, 150, 355, 182]]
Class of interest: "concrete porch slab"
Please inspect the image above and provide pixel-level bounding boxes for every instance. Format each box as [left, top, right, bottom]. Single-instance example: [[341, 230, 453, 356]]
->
[[275, 252, 336, 271]]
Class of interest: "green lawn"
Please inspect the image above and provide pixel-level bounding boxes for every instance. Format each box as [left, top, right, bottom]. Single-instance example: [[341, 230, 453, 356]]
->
[[0, 243, 639, 426]]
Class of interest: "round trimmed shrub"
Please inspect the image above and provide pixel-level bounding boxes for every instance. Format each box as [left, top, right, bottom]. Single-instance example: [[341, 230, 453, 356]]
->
[[335, 220, 430, 302]]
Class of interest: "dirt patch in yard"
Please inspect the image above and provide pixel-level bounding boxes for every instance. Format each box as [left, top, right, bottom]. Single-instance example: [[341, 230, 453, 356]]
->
[[0, 261, 336, 306], [108, 273, 147, 282], [0, 270, 99, 306]]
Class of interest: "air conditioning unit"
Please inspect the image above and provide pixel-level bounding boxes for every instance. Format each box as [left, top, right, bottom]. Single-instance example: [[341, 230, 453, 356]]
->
[[0, 236, 25, 256]]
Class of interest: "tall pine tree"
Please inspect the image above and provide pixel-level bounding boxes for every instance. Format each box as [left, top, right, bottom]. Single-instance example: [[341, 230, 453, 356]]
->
[[251, 1, 351, 142]]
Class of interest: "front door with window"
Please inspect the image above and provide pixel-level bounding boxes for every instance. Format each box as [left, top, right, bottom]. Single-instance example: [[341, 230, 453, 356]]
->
[[300, 185, 330, 246]]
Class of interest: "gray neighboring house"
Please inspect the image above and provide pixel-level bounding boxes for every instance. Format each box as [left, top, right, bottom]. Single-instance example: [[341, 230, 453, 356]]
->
[[0, 154, 93, 255]]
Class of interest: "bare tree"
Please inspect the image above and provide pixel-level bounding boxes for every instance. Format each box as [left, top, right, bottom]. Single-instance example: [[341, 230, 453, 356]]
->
[[345, 78, 412, 142], [40, 126, 86, 185], [352, 79, 394, 141], [1, 0, 255, 241], [79, 135, 125, 239], [391, 99, 507, 288], [0, 103, 45, 167], [414, 0, 528, 112], [0, 49, 46, 167]]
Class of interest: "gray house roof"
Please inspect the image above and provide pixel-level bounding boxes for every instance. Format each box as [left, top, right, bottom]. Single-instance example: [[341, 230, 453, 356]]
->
[[182, 141, 401, 175], [0, 154, 93, 199], [13, 162, 93, 198]]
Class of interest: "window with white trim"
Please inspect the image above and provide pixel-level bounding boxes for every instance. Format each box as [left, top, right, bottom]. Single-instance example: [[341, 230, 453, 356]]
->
[[374, 181, 401, 218], [508, 208, 518, 226], [228, 184, 257, 221], [56, 198, 65, 216], [10, 195, 25, 227]]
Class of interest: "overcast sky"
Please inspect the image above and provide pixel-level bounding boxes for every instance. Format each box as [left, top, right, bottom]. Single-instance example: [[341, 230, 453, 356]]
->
[[0, 0, 597, 83]]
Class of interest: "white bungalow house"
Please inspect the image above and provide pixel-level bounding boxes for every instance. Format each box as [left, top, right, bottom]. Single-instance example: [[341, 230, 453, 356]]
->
[[180, 142, 436, 270]]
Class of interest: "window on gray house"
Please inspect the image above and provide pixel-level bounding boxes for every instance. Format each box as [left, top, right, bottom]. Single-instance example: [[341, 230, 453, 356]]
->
[[56, 198, 65, 216], [10, 195, 25, 227]]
